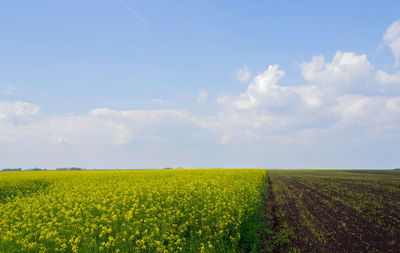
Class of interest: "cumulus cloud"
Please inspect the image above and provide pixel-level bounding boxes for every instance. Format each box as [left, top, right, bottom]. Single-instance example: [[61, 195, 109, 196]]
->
[[3, 52, 400, 150], [0, 101, 40, 120], [331, 95, 400, 137], [376, 70, 400, 84], [300, 51, 374, 94], [210, 48, 400, 143], [383, 20, 400, 67], [3, 20, 400, 166], [235, 65, 252, 82], [219, 65, 299, 110], [196, 90, 208, 103], [299, 55, 325, 81]]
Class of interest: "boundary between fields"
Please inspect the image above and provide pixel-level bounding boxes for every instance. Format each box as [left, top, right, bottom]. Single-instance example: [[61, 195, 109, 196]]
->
[[258, 171, 294, 253]]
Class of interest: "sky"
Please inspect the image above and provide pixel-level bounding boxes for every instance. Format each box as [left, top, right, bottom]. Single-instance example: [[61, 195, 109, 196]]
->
[[1, 1, 400, 169]]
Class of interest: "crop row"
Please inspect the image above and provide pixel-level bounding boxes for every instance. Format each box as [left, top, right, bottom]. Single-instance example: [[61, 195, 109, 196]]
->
[[268, 170, 400, 252]]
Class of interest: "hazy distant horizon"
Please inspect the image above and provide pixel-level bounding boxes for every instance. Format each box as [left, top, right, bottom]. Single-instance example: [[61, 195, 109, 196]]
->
[[2, 167, 398, 171]]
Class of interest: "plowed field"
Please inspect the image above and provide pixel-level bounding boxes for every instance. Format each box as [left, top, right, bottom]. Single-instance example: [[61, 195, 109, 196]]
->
[[267, 170, 400, 252]]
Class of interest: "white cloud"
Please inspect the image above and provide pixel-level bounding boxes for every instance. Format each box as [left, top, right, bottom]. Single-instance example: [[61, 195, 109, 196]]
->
[[383, 20, 400, 67], [334, 95, 376, 121], [331, 95, 400, 134], [235, 65, 252, 83], [300, 51, 373, 93], [4, 21, 400, 168], [4, 51, 400, 152], [0, 114, 132, 145], [0, 104, 192, 146], [210, 49, 400, 144], [219, 65, 298, 110], [196, 90, 208, 103], [376, 70, 400, 84], [300, 55, 325, 81], [0, 101, 40, 120]]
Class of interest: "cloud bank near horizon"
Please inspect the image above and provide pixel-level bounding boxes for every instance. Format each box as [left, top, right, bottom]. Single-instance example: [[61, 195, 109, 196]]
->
[[1, 20, 400, 169]]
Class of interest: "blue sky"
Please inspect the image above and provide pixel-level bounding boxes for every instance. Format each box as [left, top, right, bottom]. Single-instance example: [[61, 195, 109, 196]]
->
[[1, 1, 400, 169]]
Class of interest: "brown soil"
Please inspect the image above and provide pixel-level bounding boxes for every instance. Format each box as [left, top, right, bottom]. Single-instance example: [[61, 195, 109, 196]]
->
[[344, 170, 400, 176], [269, 174, 400, 253], [258, 175, 279, 253], [259, 175, 294, 253]]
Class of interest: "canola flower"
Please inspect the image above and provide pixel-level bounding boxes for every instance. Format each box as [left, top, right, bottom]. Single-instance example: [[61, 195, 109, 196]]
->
[[0, 169, 265, 252]]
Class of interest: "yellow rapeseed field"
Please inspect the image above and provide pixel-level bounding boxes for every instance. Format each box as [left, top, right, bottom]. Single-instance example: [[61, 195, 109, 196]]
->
[[0, 169, 265, 252]]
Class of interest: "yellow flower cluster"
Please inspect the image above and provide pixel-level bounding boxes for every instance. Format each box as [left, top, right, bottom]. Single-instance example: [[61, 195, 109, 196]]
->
[[0, 169, 265, 252]]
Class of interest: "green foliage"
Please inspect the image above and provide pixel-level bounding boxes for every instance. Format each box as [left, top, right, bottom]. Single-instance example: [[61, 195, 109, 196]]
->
[[0, 169, 266, 252], [0, 177, 50, 202], [239, 179, 269, 253], [272, 228, 294, 249]]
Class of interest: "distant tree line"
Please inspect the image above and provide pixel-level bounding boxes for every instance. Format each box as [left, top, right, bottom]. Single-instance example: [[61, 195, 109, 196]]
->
[[56, 167, 84, 171], [1, 168, 22, 172]]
